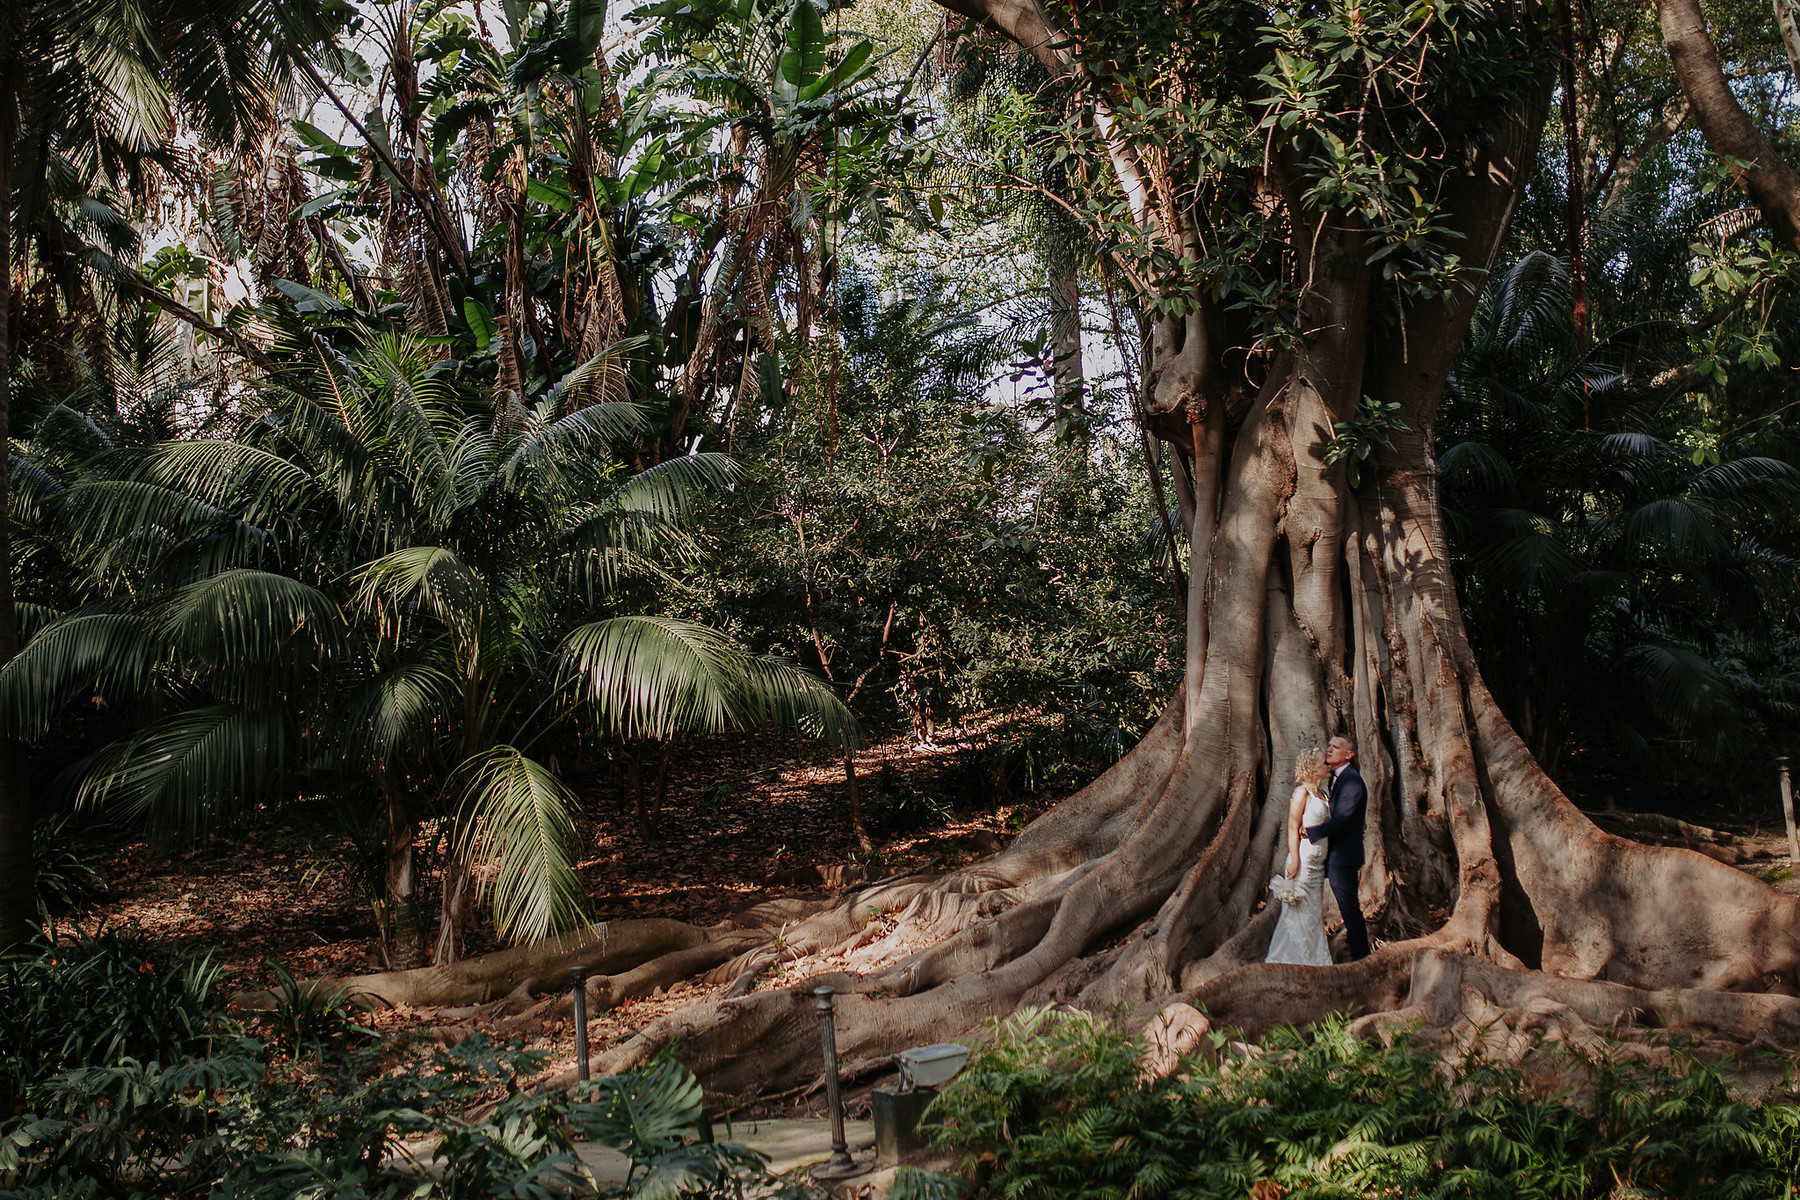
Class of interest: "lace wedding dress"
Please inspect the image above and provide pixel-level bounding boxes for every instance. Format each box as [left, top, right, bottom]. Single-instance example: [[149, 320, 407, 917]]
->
[[1265, 787, 1333, 967]]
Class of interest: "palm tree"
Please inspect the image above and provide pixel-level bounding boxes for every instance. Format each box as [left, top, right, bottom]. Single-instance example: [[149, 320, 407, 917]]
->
[[1441, 251, 1800, 777], [0, 0, 339, 945], [2, 332, 854, 964]]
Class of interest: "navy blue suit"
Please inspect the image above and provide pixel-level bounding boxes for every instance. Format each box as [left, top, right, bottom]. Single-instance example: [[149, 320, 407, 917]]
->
[[1305, 763, 1370, 960]]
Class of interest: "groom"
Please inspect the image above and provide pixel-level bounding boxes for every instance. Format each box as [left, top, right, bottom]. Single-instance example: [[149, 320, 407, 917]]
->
[[1304, 735, 1370, 961]]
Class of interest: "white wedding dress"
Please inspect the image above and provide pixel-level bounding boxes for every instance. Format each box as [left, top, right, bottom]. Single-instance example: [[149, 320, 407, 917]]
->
[[1265, 787, 1333, 967]]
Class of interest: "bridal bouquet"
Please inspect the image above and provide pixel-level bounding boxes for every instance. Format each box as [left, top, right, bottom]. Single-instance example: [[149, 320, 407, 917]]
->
[[1268, 875, 1306, 907]]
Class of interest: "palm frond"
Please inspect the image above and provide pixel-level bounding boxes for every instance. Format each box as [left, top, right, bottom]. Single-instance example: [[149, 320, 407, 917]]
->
[[560, 616, 857, 747], [338, 658, 459, 766], [160, 569, 345, 668], [1621, 642, 1742, 740], [610, 453, 741, 520], [77, 704, 293, 833], [546, 336, 654, 415], [452, 746, 590, 942], [1686, 456, 1800, 511], [1437, 440, 1516, 499], [354, 545, 488, 638], [137, 439, 317, 528], [1621, 497, 1728, 563], [503, 401, 660, 483], [0, 611, 162, 739]]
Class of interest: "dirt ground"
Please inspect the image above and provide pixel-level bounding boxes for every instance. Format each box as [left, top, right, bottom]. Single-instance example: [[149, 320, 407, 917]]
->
[[62, 724, 1800, 1115], [63, 718, 1053, 1105]]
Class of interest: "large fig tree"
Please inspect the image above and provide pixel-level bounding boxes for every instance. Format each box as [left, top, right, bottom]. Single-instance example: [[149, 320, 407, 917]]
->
[[318, 0, 1800, 1084]]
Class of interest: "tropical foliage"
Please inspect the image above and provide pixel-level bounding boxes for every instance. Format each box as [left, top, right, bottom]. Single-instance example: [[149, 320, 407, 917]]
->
[[5, 0, 1800, 958], [918, 1009, 1800, 1199], [0, 933, 795, 1199], [4, 331, 853, 959]]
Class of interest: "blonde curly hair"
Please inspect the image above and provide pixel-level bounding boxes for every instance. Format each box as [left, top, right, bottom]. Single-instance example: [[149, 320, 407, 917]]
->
[[1294, 747, 1329, 791]]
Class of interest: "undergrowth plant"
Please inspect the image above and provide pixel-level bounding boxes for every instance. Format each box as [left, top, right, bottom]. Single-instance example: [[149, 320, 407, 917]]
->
[[30, 813, 103, 922], [917, 1008, 1800, 1199], [0, 938, 803, 1200], [0, 931, 219, 1112]]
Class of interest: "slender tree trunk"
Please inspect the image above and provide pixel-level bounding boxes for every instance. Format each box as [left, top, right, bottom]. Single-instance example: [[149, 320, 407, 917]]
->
[[1048, 258, 1084, 436], [385, 776, 423, 969], [434, 855, 471, 966], [845, 754, 872, 853], [1557, 0, 1589, 399], [0, 67, 35, 948]]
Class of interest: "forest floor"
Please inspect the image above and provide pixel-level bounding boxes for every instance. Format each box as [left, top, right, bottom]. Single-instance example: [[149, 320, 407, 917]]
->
[[61, 723, 1800, 1118], [64, 716, 1062, 1115]]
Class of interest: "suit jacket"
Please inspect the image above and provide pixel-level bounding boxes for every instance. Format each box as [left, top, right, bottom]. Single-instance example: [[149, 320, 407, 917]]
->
[[1306, 764, 1366, 870]]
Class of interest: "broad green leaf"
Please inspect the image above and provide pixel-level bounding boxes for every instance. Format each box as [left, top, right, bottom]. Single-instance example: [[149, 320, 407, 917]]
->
[[570, 0, 608, 57], [464, 298, 498, 351], [526, 177, 573, 211], [780, 0, 826, 85], [291, 189, 349, 220], [273, 278, 352, 314]]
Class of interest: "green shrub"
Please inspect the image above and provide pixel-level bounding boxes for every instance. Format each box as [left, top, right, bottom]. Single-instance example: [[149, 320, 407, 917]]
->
[[0, 931, 219, 1111], [920, 1008, 1800, 1199], [0, 1034, 804, 1199], [31, 811, 102, 919], [0, 942, 801, 1200]]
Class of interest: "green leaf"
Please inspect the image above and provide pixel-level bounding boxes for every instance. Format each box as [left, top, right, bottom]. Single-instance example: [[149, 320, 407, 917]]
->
[[464, 298, 498, 351], [780, 0, 827, 85], [451, 747, 590, 941], [560, 616, 857, 746], [570, 0, 608, 57], [273, 278, 352, 315], [526, 177, 573, 211], [291, 189, 349, 220], [571, 1059, 704, 1158]]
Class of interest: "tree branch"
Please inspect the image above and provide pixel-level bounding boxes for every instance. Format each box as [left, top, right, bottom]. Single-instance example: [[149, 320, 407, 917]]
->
[[1658, 0, 1800, 249]]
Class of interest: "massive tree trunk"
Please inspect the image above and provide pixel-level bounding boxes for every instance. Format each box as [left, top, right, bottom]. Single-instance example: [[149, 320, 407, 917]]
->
[[382, 0, 1800, 1090]]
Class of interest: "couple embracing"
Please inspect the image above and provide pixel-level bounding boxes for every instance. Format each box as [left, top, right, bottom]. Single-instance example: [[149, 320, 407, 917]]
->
[[1265, 735, 1370, 967]]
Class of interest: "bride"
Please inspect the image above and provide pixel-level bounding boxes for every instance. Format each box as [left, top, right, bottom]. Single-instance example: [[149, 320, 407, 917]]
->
[[1265, 747, 1334, 967]]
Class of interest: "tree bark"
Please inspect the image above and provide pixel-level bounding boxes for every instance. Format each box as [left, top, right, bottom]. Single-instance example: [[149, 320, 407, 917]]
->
[[1658, 0, 1800, 249], [0, 42, 35, 949], [1048, 257, 1084, 435], [385, 777, 423, 969]]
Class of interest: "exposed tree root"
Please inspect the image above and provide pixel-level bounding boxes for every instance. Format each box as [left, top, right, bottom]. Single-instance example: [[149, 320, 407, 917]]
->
[[522, 294, 1800, 1100], [266, 899, 828, 1010]]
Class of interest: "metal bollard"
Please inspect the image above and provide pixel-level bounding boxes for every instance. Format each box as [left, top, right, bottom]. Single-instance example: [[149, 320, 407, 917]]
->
[[570, 966, 590, 1082], [809, 985, 861, 1179]]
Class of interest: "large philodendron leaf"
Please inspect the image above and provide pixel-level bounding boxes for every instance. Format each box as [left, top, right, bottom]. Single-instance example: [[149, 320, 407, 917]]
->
[[452, 747, 589, 942], [559, 616, 858, 746], [571, 1059, 705, 1160]]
